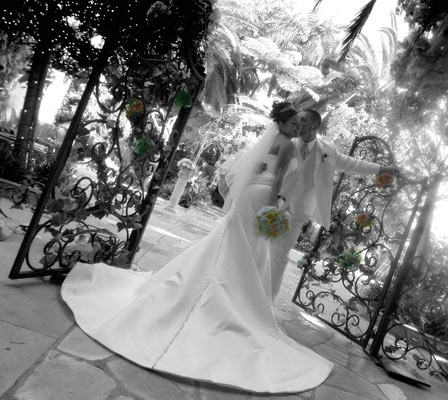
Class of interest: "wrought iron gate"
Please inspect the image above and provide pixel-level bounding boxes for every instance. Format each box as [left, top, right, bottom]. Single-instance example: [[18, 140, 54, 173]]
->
[[9, 46, 204, 280], [292, 135, 447, 381]]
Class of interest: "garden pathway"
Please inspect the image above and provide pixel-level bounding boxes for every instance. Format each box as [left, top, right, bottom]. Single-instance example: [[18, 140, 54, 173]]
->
[[0, 197, 446, 400]]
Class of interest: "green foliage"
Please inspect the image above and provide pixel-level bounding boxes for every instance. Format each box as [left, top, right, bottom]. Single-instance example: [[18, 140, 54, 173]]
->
[[204, 0, 342, 110], [398, 0, 448, 31], [392, 1, 448, 118], [0, 33, 31, 92]]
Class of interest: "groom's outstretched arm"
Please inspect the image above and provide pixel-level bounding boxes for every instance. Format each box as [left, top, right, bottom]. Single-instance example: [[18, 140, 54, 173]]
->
[[334, 150, 381, 175], [334, 150, 400, 176]]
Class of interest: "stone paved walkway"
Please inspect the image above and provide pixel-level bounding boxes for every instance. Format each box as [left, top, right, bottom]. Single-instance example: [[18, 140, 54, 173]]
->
[[0, 197, 447, 400]]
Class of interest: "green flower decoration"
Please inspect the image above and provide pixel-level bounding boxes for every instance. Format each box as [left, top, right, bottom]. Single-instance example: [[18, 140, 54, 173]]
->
[[338, 248, 361, 272], [175, 90, 192, 108], [133, 136, 155, 157]]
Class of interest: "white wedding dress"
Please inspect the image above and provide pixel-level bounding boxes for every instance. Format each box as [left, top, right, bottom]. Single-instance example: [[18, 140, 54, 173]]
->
[[62, 154, 333, 393]]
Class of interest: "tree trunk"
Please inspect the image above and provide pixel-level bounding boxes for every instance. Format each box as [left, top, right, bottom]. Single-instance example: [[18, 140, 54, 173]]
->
[[414, 175, 442, 270], [14, 40, 51, 172]]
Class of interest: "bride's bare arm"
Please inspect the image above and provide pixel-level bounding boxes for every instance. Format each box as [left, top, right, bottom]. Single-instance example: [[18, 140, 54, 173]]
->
[[269, 139, 294, 205]]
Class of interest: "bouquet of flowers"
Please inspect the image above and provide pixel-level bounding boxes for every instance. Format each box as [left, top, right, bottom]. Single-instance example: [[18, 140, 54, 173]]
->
[[177, 158, 195, 170], [338, 248, 361, 272], [256, 206, 291, 240]]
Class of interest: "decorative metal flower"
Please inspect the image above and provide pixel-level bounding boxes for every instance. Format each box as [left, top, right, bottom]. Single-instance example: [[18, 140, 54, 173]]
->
[[125, 98, 145, 122], [338, 248, 361, 272], [354, 212, 371, 228], [376, 172, 394, 188], [132, 136, 155, 157]]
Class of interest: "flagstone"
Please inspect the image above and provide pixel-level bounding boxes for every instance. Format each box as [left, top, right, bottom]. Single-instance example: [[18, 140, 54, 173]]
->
[[248, 391, 314, 400], [314, 384, 386, 400], [14, 351, 116, 400], [0, 281, 73, 338], [107, 358, 195, 400], [0, 321, 55, 398], [58, 326, 112, 361], [281, 319, 333, 347], [314, 341, 351, 366], [378, 383, 408, 400], [3, 199, 448, 400], [0, 233, 27, 282], [180, 381, 251, 400], [323, 364, 386, 399], [387, 380, 447, 400], [346, 354, 389, 383]]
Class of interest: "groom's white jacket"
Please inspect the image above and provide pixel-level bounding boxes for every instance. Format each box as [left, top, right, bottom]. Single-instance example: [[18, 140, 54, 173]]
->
[[282, 137, 380, 229]]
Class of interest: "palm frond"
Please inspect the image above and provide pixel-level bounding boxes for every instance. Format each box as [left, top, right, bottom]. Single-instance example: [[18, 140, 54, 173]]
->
[[357, 33, 378, 66], [380, 37, 390, 78], [356, 65, 377, 84], [349, 46, 372, 66], [378, 27, 398, 55], [379, 28, 398, 77], [218, 22, 241, 51], [389, 11, 397, 32], [338, 0, 377, 63], [313, 0, 324, 12], [240, 36, 281, 60]]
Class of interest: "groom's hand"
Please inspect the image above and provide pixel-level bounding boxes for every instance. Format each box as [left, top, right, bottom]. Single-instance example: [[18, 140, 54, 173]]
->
[[379, 165, 400, 175]]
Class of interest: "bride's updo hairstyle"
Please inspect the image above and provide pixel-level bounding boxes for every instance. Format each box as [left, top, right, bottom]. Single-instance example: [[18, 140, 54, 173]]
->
[[270, 101, 298, 123]]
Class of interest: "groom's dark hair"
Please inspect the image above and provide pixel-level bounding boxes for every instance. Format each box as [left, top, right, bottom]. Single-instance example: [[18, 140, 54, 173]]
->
[[303, 109, 322, 128]]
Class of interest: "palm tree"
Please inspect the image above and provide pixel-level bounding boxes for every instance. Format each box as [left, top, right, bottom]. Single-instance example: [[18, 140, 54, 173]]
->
[[204, 0, 343, 111], [344, 15, 399, 112], [203, 0, 262, 110]]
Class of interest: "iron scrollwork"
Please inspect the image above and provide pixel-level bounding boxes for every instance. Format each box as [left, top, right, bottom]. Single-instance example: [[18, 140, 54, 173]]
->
[[381, 255, 448, 381], [293, 136, 419, 345], [10, 55, 203, 278]]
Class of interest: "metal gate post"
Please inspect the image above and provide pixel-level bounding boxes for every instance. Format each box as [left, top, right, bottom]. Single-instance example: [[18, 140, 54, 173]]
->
[[369, 175, 439, 356], [126, 78, 205, 263], [9, 37, 117, 279]]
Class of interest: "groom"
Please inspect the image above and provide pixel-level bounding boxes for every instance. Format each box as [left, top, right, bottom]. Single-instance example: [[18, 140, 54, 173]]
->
[[270, 109, 399, 300]]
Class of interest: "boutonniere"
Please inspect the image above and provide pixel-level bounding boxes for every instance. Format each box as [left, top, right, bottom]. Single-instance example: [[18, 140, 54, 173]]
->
[[321, 153, 328, 163]]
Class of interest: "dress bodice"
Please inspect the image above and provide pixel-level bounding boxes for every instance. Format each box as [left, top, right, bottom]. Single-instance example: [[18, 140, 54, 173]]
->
[[265, 154, 277, 173], [252, 154, 277, 186]]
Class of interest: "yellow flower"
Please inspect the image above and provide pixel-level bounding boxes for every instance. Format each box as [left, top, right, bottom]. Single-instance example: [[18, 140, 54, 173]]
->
[[355, 212, 371, 228]]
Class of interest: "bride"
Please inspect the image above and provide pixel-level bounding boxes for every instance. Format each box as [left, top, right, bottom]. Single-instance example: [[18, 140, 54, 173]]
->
[[61, 101, 333, 393]]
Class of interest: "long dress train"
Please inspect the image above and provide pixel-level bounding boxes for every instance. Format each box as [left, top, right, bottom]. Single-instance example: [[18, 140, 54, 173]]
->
[[61, 155, 333, 393]]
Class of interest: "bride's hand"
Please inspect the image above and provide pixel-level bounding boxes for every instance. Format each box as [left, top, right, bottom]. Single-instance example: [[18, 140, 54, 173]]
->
[[277, 196, 286, 209]]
